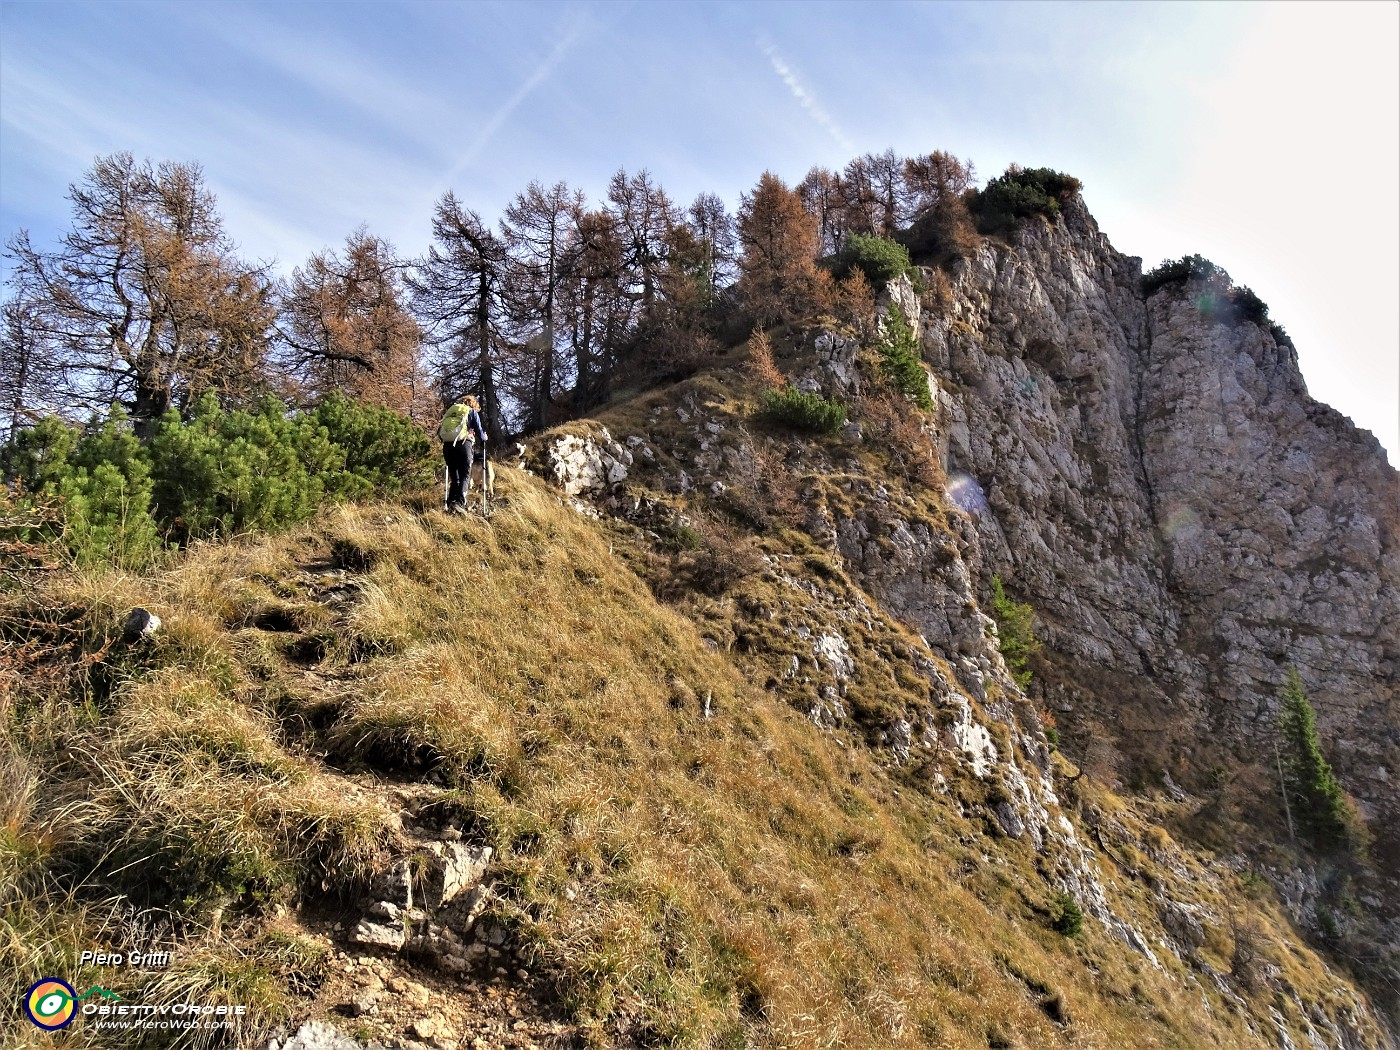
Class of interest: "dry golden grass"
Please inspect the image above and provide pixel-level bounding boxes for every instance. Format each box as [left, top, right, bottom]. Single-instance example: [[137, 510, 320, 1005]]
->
[[1, 468, 1391, 1049]]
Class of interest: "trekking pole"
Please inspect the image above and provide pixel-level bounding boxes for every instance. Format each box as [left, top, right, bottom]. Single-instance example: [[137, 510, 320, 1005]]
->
[[443, 455, 450, 511], [480, 441, 489, 516]]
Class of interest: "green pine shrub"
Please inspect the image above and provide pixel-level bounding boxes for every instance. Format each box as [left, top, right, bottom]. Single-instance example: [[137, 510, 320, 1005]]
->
[[1, 411, 162, 569], [989, 575, 1039, 690], [831, 233, 913, 290], [1140, 254, 1229, 296], [971, 167, 1083, 234], [759, 387, 847, 434], [311, 394, 434, 496], [1277, 668, 1364, 857], [148, 394, 339, 541], [1050, 891, 1084, 937], [2, 395, 432, 567], [1222, 285, 1269, 326], [58, 448, 163, 571], [1142, 254, 1278, 331], [876, 304, 933, 409]]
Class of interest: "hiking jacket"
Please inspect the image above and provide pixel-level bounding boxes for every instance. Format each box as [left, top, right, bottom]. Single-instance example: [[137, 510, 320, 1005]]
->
[[439, 404, 487, 445]]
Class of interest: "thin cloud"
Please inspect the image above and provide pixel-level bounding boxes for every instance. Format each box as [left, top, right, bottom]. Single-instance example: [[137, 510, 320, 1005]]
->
[[439, 22, 584, 190], [759, 39, 856, 153], [180, 6, 453, 153], [0, 59, 154, 169]]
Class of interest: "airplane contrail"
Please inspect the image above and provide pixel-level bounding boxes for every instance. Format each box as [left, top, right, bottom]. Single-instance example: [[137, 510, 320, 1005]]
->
[[441, 23, 584, 188], [760, 40, 856, 153]]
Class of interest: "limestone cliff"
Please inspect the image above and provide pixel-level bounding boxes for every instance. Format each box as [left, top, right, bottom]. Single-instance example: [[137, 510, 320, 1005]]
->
[[916, 197, 1399, 920]]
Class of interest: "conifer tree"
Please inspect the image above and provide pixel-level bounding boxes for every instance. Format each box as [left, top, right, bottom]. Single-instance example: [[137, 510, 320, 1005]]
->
[[797, 166, 845, 258], [560, 205, 631, 414], [501, 180, 578, 431], [410, 193, 507, 439], [902, 152, 980, 259], [607, 168, 676, 312], [990, 575, 1039, 690], [737, 172, 822, 327], [3, 153, 276, 437], [0, 299, 63, 442], [282, 229, 424, 418], [684, 192, 737, 298], [1277, 668, 1355, 854]]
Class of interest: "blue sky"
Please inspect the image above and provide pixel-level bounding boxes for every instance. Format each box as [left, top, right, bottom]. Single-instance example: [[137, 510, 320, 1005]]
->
[[2, 0, 1396, 458]]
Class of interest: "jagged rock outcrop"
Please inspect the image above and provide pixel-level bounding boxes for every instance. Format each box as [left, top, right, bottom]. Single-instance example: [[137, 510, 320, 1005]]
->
[[532, 425, 632, 499], [914, 199, 1399, 911]]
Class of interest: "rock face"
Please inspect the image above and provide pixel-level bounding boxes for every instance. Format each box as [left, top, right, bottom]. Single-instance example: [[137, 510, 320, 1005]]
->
[[534, 425, 632, 498], [916, 199, 1399, 887]]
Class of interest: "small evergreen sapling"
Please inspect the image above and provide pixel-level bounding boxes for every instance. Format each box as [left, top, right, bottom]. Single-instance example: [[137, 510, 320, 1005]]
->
[[876, 304, 933, 410], [1277, 668, 1359, 856], [990, 575, 1039, 690]]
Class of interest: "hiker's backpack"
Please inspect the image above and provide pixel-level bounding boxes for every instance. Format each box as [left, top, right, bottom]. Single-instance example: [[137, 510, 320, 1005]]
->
[[438, 404, 475, 444]]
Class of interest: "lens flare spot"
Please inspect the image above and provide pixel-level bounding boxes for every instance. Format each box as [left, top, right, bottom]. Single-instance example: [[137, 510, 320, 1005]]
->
[[947, 473, 989, 517], [1162, 505, 1201, 541]]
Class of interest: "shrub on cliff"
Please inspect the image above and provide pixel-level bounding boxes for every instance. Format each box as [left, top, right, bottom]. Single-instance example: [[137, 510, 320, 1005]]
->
[[1141, 254, 1228, 296], [830, 233, 912, 290], [970, 166, 1082, 234], [990, 575, 1040, 690], [759, 387, 847, 434], [1050, 891, 1084, 937], [876, 304, 933, 410], [1277, 668, 1365, 857], [1142, 255, 1277, 331]]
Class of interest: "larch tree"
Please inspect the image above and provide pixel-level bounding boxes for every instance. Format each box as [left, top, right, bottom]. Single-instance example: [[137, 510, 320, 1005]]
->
[[560, 205, 632, 413], [281, 228, 424, 418], [903, 151, 979, 258], [684, 192, 737, 301], [0, 299, 65, 443], [606, 168, 677, 313], [797, 166, 846, 258], [838, 155, 880, 238], [737, 171, 822, 328], [2, 153, 276, 438], [409, 192, 507, 440], [645, 221, 719, 379], [501, 180, 578, 432], [862, 148, 909, 236]]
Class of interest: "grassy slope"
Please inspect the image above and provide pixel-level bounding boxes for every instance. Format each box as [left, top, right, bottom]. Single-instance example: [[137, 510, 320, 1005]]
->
[[2, 416, 1388, 1047]]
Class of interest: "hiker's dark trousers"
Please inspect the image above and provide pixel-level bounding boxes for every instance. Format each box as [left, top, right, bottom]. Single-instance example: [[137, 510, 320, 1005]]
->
[[443, 440, 474, 507]]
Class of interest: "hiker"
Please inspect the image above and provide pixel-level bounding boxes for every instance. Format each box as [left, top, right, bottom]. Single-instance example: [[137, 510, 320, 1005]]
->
[[438, 397, 487, 513]]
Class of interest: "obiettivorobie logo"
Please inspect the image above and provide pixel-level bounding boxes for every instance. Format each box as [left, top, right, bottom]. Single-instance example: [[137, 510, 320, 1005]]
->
[[23, 978, 121, 1030], [23, 976, 248, 1035]]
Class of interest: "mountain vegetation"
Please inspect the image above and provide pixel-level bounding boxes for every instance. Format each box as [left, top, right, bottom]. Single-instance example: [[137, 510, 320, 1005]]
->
[[1277, 668, 1364, 858], [3, 147, 1396, 1048]]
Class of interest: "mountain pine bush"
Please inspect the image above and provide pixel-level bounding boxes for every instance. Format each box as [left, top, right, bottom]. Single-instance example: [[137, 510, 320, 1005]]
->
[[971, 167, 1082, 234], [1142, 254, 1275, 330], [990, 575, 1039, 690], [311, 393, 433, 495], [1, 396, 433, 566], [876, 304, 933, 409], [1277, 668, 1361, 856], [831, 233, 912, 290], [759, 387, 847, 434], [1141, 254, 1229, 296]]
